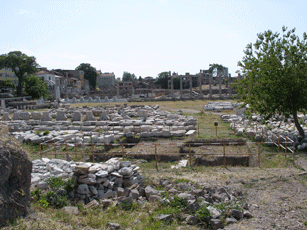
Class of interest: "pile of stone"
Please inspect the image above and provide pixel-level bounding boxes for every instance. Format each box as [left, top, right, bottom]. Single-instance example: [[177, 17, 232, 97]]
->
[[73, 159, 142, 203], [5, 105, 197, 145], [31, 157, 143, 204], [32, 157, 253, 229], [145, 179, 253, 228], [220, 110, 306, 148]]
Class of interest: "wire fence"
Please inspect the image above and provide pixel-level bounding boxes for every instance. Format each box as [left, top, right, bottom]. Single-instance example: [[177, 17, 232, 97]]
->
[[35, 132, 296, 171]]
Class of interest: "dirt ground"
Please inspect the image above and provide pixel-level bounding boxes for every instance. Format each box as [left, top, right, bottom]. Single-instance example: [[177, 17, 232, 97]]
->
[[137, 145, 307, 230]]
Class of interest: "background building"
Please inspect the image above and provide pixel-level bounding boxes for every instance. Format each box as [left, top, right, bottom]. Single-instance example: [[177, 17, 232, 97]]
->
[[96, 71, 115, 88]]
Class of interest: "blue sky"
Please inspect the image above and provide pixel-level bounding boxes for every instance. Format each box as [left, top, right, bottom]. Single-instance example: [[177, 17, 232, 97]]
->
[[1, 0, 306, 79]]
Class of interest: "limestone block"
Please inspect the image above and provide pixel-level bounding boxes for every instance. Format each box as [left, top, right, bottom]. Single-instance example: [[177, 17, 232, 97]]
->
[[118, 167, 133, 176], [123, 126, 134, 133], [104, 135, 114, 144], [81, 126, 95, 131], [83, 111, 96, 121], [2, 112, 10, 121], [12, 112, 20, 120], [31, 112, 42, 120], [140, 132, 152, 138], [56, 111, 67, 121], [140, 125, 150, 132], [186, 130, 196, 136], [77, 184, 90, 195], [171, 130, 185, 137], [96, 121, 107, 126], [18, 112, 29, 120], [41, 112, 52, 121], [71, 97, 77, 103]]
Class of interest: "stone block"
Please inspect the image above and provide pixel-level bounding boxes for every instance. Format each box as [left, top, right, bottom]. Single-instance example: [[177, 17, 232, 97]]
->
[[41, 112, 52, 121], [56, 111, 67, 121]]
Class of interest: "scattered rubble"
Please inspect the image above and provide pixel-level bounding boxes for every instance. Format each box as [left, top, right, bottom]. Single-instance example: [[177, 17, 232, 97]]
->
[[31, 157, 252, 229], [3, 105, 197, 145]]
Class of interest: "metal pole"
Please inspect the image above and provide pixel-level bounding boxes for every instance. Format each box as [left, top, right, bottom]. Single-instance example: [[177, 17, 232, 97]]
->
[[285, 137, 287, 161], [121, 144, 125, 160], [54, 143, 57, 159], [189, 144, 192, 168], [155, 144, 158, 172], [74, 135, 77, 160], [92, 143, 95, 163], [82, 134, 85, 162], [258, 143, 261, 168], [40, 143, 42, 159], [65, 140, 68, 161], [278, 135, 280, 152], [293, 141, 295, 166], [223, 144, 226, 167]]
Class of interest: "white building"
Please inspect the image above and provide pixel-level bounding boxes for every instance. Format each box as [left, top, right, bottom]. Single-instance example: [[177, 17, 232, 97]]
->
[[96, 71, 115, 88], [36, 68, 63, 88]]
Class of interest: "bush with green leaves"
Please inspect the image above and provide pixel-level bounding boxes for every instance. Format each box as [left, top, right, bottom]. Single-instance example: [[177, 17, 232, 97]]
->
[[196, 205, 211, 227], [31, 177, 75, 209]]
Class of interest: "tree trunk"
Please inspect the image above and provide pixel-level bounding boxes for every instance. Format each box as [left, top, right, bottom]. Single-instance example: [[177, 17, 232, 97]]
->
[[293, 111, 305, 138], [17, 78, 22, 97]]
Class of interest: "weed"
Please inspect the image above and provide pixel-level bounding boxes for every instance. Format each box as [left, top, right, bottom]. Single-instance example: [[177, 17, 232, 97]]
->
[[34, 130, 41, 135], [175, 178, 191, 184], [31, 188, 41, 201], [43, 130, 50, 136], [45, 177, 65, 191], [31, 177, 73, 209], [196, 205, 211, 227], [45, 191, 69, 208], [168, 195, 188, 211]]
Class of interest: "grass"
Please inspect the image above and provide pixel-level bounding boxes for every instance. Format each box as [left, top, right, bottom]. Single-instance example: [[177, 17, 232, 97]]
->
[[4, 201, 200, 230], [4, 100, 307, 229]]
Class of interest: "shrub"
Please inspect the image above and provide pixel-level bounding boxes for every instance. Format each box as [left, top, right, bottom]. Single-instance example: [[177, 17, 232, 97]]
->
[[46, 177, 65, 191], [31, 177, 75, 209], [43, 130, 50, 136], [45, 191, 69, 208], [196, 206, 211, 227]]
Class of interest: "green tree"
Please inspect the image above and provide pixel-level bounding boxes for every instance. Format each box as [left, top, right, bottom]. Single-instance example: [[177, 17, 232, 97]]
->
[[208, 63, 225, 74], [24, 75, 47, 99], [234, 26, 307, 137], [154, 71, 169, 89], [122, 71, 137, 82], [0, 51, 39, 96], [0, 79, 15, 91], [75, 63, 97, 89]]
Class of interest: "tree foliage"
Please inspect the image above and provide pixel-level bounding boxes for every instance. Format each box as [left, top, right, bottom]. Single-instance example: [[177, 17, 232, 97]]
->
[[234, 26, 307, 137], [208, 63, 225, 74], [122, 71, 137, 82], [154, 71, 169, 89], [24, 75, 47, 99], [0, 51, 39, 96], [0, 79, 15, 91], [75, 63, 97, 89]]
